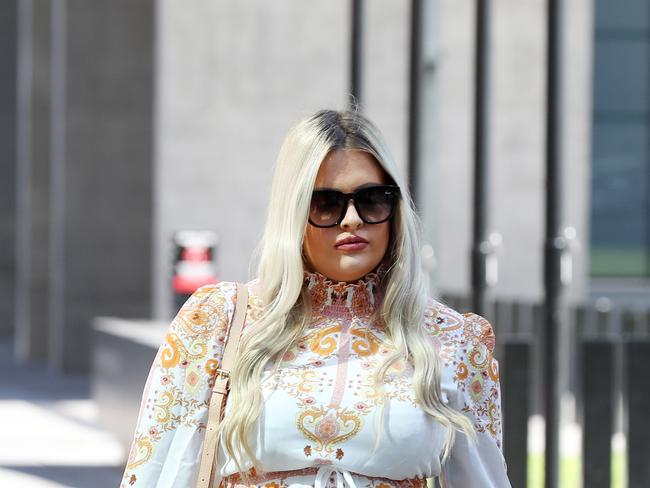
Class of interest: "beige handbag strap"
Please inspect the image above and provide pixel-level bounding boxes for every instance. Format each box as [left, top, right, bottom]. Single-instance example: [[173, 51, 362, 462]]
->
[[196, 282, 249, 488]]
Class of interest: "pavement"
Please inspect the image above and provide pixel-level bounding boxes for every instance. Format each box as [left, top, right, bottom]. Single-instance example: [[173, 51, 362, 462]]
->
[[0, 339, 125, 488]]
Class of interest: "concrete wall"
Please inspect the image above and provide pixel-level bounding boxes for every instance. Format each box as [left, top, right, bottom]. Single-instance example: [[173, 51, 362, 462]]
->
[[0, 1, 17, 337], [48, 0, 155, 371], [153, 0, 348, 319], [6, 1, 595, 367], [364, 0, 410, 178], [92, 318, 165, 451]]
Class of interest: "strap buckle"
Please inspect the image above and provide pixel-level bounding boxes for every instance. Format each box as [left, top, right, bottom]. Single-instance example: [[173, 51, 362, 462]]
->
[[215, 368, 230, 380]]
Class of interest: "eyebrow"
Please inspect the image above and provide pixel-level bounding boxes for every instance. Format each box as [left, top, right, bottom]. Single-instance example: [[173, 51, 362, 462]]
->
[[313, 182, 385, 192]]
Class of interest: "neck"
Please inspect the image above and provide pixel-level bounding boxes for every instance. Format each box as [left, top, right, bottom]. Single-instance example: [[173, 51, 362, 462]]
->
[[303, 265, 386, 319]]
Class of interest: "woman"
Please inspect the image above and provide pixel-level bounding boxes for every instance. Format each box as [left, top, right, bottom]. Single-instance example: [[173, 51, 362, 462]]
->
[[121, 109, 511, 487]]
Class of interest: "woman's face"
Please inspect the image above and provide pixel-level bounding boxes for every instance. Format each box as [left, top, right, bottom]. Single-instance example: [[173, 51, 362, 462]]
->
[[303, 149, 391, 282]]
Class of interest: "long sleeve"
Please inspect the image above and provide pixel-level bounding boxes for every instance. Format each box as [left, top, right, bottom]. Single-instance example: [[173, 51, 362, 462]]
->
[[438, 312, 511, 488], [120, 282, 238, 488]]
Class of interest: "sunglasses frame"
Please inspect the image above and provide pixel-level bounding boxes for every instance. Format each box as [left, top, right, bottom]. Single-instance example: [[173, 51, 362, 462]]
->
[[308, 184, 401, 228]]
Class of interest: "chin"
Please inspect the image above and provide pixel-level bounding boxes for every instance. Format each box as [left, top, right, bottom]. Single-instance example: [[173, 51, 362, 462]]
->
[[332, 261, 378, 283]]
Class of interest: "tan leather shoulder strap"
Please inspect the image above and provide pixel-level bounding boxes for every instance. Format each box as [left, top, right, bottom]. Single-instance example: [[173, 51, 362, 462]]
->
[[196, 282, 249, 488], [221, 283, 249, 373]]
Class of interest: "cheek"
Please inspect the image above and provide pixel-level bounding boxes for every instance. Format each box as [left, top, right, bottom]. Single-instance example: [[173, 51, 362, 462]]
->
[[304, 227, 329, 259], [376, 224, 391, 254]]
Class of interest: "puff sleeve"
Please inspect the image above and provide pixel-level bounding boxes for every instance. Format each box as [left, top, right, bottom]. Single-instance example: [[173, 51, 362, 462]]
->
[[438, 312, 511, 488], [120, 282, 238, 488]]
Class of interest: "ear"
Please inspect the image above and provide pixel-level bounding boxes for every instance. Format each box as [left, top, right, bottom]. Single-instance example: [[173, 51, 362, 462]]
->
[[300, 243, 313, 272]]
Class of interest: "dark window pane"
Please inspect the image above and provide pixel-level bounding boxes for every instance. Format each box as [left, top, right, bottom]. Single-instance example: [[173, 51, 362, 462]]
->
[[593, 39, 649, 114], [590, 122, 648, 276], [595, 0, 649, 31]]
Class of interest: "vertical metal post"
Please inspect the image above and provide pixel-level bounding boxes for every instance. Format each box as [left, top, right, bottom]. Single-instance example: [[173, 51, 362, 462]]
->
[[503, 341, 532, 488], [471, 0, 492, 317], [582, 341, 615, 488], [408, 0, 423, 205], [647, 5, 650, 278], [625, 340, 650, 487], [349, 0, 363, 108], [543, 0, 566, 486]]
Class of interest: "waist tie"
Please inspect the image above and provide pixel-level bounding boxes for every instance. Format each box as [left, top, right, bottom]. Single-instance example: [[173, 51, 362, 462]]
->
[[313, 466, 358, 488]]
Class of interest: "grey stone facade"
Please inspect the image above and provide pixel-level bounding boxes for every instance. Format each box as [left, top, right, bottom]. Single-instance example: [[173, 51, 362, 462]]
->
[[12, 0, 154, 371], [3, 1, 594, 369]]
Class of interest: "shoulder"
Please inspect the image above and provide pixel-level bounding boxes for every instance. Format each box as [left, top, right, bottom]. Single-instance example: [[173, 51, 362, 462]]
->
[[169, 281, 240, 339], [422, 298, 497, 370], [188, 279, 261, 312], [424, 300, 503, 443], [186, 279, 265, 326], [187, 280, 238, 307]]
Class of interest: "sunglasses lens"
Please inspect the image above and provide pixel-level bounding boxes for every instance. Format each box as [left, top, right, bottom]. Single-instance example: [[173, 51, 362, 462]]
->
[[356, 187, 396, 223], [309, 186, 399, 227], [309, 191, 343, 227]]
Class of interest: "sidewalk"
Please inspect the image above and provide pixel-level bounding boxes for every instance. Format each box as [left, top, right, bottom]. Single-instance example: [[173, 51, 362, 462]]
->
[[0, 339, 125, 488]]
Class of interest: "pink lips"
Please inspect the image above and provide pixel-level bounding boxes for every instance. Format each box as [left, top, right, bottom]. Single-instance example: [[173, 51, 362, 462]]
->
[[335, 236, 369, 251]]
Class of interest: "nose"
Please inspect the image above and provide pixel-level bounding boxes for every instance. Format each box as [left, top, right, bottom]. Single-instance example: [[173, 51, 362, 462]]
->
[[339, 198, 363, 229]]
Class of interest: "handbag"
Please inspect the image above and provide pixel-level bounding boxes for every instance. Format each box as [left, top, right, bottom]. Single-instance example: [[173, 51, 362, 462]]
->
[[196, 282, 249, 488]]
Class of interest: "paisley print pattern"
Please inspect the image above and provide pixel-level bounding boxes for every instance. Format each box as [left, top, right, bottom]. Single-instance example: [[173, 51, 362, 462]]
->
[[297, 404, 364, 454], [423, 308, 504, 446], [223, 466, 428, 488], [121, 282, 238, 487], [121, 270, 510, 488]]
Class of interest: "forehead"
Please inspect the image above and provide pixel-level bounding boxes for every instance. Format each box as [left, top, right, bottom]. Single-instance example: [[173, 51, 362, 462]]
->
[[314, 149, 387, 191]]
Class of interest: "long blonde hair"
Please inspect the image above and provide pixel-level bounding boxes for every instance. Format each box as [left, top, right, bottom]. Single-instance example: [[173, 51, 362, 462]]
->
[[219, 109, 475, 480]]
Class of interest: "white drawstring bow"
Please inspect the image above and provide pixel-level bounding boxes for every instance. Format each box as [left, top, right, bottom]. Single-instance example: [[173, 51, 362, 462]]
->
[[312, 466, 358, 488]]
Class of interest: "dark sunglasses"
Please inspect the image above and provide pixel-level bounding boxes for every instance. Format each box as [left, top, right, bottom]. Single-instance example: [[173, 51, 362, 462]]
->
[[308, 185, 401, 228]]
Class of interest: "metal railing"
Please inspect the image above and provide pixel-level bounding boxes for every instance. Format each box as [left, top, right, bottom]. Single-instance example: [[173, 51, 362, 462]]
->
[[441, 294, 650, 488]]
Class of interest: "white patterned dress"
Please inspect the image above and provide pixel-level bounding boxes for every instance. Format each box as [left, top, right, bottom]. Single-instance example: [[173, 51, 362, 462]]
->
[[121, 268, 511, 488]]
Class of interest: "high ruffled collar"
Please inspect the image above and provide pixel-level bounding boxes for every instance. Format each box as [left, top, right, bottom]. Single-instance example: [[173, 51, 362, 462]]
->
[[303, 264, 386, 319]]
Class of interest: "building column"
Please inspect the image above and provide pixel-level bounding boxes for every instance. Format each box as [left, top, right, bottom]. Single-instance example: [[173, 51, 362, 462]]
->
[[0, 1, 18, 339], [14, 0, 52, 362], [49, 0, 155, 371]]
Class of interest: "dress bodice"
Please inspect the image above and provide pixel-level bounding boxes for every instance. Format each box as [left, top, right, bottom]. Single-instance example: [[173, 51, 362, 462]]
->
[[121, 272, 511, 488], [219, 267, 446, 484]]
